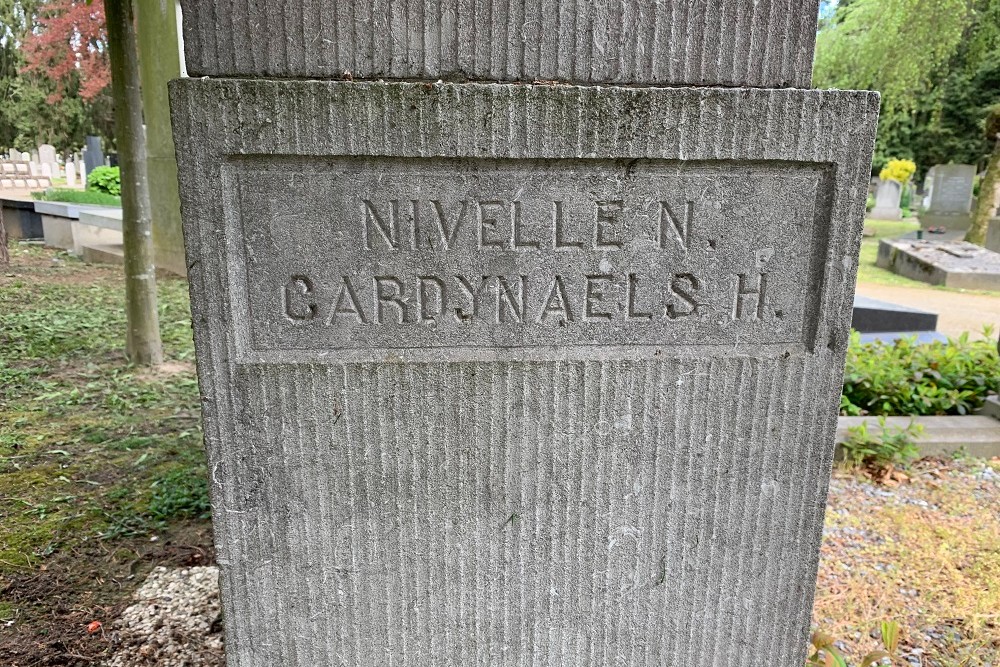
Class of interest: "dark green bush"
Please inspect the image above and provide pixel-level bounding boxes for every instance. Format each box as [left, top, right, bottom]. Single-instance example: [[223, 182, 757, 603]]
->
[[841, 328, 1000, 416], [87, 165, 121, 197]]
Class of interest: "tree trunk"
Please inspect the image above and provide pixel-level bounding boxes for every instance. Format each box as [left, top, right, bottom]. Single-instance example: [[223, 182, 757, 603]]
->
[[965, 134, 1000, 246], [0, 205, 9, 268], [104, 0, 162, 365]]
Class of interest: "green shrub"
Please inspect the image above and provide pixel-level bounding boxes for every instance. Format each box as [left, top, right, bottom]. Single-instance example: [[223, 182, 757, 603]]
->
[[32, 187, 121, 206], [842, 416, 922, 470], [87, 165, 121, 197], [841, 328, 1000, 416]]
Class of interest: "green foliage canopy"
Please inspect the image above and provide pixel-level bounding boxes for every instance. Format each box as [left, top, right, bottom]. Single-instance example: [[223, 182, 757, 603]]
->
[[815, 0, 1000, 174]]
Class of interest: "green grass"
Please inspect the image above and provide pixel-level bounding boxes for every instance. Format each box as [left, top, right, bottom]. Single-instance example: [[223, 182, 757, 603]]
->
[[31, 187, 121, 207], [0, 245, 205, 571]]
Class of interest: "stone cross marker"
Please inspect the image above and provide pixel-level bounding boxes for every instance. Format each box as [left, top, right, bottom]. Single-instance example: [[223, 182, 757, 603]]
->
[[871, 179, 903, 220], [170, 2, 878, 665]]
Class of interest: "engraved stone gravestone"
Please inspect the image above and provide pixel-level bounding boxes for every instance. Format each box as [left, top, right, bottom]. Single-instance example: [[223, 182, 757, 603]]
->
[[870, 179, 902, 220], [170, 2, 878, 665], [920, 163, 976, 231]]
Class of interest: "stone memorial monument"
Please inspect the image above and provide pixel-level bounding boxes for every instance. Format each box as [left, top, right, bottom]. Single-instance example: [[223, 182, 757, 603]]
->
[[920, 163, 976, 231], [170, 2, 878, 665], [870, 179, 902, 220]]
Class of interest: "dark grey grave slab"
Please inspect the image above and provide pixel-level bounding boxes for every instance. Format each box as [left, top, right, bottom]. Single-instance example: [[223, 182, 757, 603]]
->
[[0, 197, 43, 239], [877, 239, 1000, 291], [852, 295, 938, 333]]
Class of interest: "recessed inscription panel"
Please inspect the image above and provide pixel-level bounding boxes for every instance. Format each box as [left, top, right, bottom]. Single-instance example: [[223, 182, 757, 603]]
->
[[228, 158, 830, 352]]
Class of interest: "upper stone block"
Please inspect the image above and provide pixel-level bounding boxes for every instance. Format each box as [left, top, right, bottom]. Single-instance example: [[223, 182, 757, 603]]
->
[[178, 0, 820, 87]]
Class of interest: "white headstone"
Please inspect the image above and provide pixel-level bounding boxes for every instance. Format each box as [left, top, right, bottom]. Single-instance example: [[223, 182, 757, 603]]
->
[[40, 162, 52, 178], [38, 143, 57, 172], [870, 179, 903, 220], [66, 160, 77, 188], [20, 151, 30, 162]]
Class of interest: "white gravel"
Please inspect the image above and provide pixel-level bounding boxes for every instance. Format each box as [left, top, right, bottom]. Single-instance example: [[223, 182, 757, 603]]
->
[[106, 566, 225, 667]]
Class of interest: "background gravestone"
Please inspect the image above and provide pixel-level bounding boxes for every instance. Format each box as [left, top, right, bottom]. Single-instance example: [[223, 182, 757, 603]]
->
[[920, 163, 976, 231], [37, 143, 58, 177], [870, 179, 902, 220], [83, 135, 104, 177], [170, 2, 877, 665]]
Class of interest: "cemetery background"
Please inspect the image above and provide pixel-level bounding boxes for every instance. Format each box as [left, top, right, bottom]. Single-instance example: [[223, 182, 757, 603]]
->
[[0, 0, 999, 666]]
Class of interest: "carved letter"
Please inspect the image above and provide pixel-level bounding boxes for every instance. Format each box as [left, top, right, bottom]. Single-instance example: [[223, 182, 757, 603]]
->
[[431, 200, 468, 250], [585, 274, 614, 321], [284, 275, 316, 321], [513, 201, 541, 250], [659, 201, 694, 251], [595, 201, 624, 249], [374, 276, 409, 324], [478, 201, 509, 249], [496, 276, 528, 323], [553, 201, 584, 249], [326, 276, 367, 324], [362, 200, 399, 249], [626, 273, 653, 320], [733, 273, 768, 321], [667, 273, 700, 319], [419, 276, 446, 321], [539, 275, 574, 323], [454, 275, 490, 322]]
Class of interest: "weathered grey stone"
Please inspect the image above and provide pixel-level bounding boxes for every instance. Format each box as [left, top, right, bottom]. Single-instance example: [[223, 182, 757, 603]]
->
[[920, 163, 976, 231], [170, 79, 878, 666], [877, 238, 1000, 291], [870, 179, 902, 220], [926, 164, 976, 214], [986, 217, 1000, 254], [177, 0, 820, 87]]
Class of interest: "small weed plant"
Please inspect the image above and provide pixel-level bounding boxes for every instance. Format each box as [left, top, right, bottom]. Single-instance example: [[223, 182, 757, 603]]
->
[[842, 328, 1000, 416], [808, 621, 901, 667], [842, 417, 922, 472]]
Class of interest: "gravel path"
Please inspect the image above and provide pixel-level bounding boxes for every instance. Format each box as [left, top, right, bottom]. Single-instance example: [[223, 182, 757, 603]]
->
[[106, 566, 224, 667]]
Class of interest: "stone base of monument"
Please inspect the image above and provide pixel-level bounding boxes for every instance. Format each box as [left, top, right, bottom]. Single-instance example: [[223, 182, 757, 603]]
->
[[918, 212, 972, 232], [981, 395, 1000, 421], [877, 239, 1000, 291], [868, 206, 901, 221], [81, 243, 125, 267], [40, 214, 73, 250], [71, 209, 123, 255], [836, 415, 1000, 460], [986, 218, 1000, 254]]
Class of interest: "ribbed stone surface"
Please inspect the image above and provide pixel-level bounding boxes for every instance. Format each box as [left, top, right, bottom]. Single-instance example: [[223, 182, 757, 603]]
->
[[170, 80, 878, 666], [177, 0, 820, 87]]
